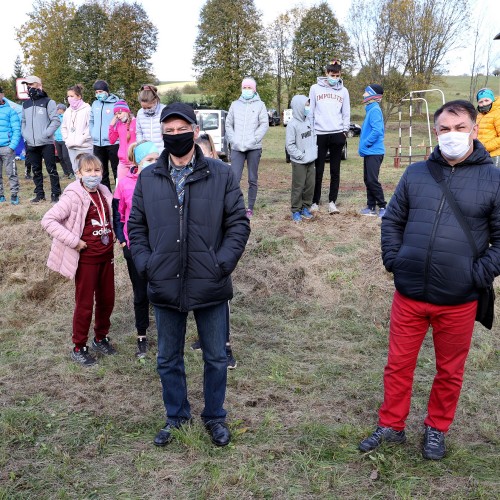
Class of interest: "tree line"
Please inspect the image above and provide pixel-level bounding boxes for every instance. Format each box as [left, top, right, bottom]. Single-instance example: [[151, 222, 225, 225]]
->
[[5, 0, 486, 120]]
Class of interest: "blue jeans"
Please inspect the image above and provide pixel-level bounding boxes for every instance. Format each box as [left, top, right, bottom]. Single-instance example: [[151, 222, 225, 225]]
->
[[155, 301, 228, 425]]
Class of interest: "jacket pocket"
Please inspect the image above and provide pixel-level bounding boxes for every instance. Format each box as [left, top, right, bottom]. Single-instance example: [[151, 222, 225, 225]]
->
[[209, 249, 223, 280]]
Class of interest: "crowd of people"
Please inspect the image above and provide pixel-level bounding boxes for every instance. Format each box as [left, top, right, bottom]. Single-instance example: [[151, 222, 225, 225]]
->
[[2, 69, 499, 457]]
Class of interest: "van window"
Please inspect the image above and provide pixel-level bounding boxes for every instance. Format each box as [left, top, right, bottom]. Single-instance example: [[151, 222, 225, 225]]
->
[[198, 112, 219, 131]]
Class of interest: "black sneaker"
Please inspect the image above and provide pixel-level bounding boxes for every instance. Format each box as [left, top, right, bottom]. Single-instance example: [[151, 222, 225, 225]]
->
[[51, 194, 60, 203], [190, 339, 202, 351], [136, 337, 148, 358], [25, 174, 32, 180], [30, 196, 46, 203], [91, 337, 116, 355], [71, 346, 97, 366], [359, 426, 406, 452], [226, 344, 237, 369], [422, 426, 446, 460]]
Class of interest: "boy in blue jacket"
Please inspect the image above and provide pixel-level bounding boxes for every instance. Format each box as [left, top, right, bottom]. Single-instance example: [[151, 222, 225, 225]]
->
[[358, 84, 386, 217], [285, 95, 317, 222]]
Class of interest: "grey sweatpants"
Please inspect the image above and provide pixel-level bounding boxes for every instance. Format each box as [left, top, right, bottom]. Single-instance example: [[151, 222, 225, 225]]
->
[[0, 146, 19, 197], [231, 148, 262, 211]]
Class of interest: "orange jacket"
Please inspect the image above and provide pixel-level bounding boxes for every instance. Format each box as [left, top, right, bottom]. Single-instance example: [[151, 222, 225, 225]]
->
[[476, 98, 500, 158]]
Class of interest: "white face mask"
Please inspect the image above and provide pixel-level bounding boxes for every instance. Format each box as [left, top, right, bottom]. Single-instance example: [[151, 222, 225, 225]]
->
[[438, 129, 473, 161]]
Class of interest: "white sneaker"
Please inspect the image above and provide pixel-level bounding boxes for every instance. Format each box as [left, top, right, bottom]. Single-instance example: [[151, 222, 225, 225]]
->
[[328, 201, 339, 214], [310, 203, 319, 212]]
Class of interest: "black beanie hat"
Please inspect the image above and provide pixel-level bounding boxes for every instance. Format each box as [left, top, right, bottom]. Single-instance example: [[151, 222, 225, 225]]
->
[[368, 83, 384, 95], [93, 79, 109, 92]]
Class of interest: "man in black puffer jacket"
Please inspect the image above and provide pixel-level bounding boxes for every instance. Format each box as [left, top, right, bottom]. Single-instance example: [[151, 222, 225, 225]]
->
[[359, 100, 500, 460], [128, 103, 250, 448]]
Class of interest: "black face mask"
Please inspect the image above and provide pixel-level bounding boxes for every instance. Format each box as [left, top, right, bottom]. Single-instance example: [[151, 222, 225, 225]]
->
[[28, 87, 42, 99], [477, 103, 492, 114], [163, 131, 194, 157]]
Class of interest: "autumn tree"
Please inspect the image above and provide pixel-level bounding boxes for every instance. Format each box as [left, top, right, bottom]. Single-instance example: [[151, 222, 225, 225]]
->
[[194, 0, 272, 109], [292, 2, 353, 94], [16, 0, 76, 101]]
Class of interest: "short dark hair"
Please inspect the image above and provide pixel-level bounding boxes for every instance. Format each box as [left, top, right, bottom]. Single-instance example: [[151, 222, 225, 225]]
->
[[434, 100, 477, 124], [326, 59, 342, 73]]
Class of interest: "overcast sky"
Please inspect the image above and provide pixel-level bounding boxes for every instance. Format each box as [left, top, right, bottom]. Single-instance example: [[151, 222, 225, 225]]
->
[[0, 0, 499, 83]]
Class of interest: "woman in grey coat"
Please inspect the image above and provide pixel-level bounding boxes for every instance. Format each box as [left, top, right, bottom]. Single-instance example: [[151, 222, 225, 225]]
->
[[226, 77, 269, 218]]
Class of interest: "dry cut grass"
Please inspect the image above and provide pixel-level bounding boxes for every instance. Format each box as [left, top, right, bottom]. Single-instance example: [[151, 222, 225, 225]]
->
[[0, 127, 498, 499]]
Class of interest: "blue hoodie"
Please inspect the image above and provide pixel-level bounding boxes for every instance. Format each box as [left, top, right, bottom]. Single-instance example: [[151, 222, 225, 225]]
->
[[285, 95, 317, 164], [0, 99, 21, 149], [358, 101, 385, 156], [89, 93, 120, 147]]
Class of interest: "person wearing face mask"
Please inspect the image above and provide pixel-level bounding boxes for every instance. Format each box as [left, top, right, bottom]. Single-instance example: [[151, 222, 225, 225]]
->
[[359, 100, 500, 461], [128, 102, 250, 448], [21, 75, 62, 203], [308, 60, 350, 214], [89, 79, 121, 191], [358, 84, 387, 217], [113, 141, 158, 358], [476, 88, 500, 167], [226, 76, 269, 218], [136, 84, 165, 154], [62, 84, 92, 173], [41, 153, 115, 366], [108, 100, 137, 183]]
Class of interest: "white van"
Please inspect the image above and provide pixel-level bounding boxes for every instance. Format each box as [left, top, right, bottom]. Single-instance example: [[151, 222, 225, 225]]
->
[[194, 109, 230, 161]]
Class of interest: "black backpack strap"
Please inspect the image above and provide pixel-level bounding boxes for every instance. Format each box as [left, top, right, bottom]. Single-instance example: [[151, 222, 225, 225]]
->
[[427, 160, 479, 259]]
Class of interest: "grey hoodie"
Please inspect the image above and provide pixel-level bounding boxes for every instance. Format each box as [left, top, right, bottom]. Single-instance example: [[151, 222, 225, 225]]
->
[[285, 95, 317, 164], [226, 93, 269, 152], [309, 77, 350, 135]]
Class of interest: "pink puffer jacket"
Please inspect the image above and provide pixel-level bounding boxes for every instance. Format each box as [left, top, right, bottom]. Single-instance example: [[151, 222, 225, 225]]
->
[[41, 180, 113, 279]]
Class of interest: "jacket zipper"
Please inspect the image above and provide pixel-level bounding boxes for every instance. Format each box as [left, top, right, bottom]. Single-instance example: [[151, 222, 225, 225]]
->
[[423, 166, 455, 299]]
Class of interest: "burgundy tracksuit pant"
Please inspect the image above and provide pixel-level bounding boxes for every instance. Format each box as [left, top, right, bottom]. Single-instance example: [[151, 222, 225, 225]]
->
[[378, 291, 477, 433]]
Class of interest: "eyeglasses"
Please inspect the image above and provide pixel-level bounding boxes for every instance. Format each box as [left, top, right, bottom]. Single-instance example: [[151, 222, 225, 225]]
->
[[140, 84, 156, 92], [330, 59, 342, 65]]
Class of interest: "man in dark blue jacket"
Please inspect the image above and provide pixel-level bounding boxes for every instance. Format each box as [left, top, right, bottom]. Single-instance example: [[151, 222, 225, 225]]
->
[[128, 102, 250, 448], [359, 100, 500, 460]]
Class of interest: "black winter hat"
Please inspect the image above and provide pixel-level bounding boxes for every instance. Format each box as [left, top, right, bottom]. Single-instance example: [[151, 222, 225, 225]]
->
[[93, 79, 109, 92], [367, 84, 384, 95]]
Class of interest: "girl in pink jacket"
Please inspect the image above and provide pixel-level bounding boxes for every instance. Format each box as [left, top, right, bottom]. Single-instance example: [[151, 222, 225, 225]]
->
[[108, 100, 137, 183], [41, 154, 115, 366], [113, 141, 158, 358]]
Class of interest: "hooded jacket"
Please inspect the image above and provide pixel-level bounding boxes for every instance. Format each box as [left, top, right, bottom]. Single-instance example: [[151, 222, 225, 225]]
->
[[21, 90, 60, 147], [136, 102, 166, 154], [61, 102, 92, 150], [382, 140, 500, 305], [226, 93, 269, 152], [0, 100, 21, 149], [127, 145, 250, 312], [359, 101, 385, 156], [308, 77, 350, 135], [41, 180, 113, 279], [476, 98, 500, 158], [113, 168, 139, 246], [89, 93, 120, 147], [285, 95, 317, 164]]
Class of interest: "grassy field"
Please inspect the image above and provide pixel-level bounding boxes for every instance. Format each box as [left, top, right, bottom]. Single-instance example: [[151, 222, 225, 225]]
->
[[0, 126, 498, 499]]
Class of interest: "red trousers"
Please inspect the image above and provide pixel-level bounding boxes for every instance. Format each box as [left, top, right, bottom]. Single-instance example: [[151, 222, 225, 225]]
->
[[378, 291, 476, 433], [72, 257, 115, 348]]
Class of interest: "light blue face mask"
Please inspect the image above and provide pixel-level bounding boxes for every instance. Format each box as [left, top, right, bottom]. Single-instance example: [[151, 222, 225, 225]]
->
[[304, 106, 310, 116], [82, 175, 102, 190], [96, 92, 108, 102], [328, 77, 339, 86], [241, 89, 254, 100]]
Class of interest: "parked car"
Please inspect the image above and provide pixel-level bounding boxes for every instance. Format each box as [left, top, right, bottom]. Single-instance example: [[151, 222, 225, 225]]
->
[[267, 109, 280, 126], [282, 108, 293, 126], [194, 109, 230, 161], [286, 141, 348, 163], [347, 122, 361, 137]]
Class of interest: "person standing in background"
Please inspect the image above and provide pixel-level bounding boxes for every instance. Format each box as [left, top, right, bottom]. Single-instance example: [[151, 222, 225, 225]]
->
[[476, 88, 500, 167], [21, 75, 61, 204], [54, 103, 74, 179], [309, 60, 350, 214], [358, 84, 387, 218], [89, 79, 120, 190], [226, 77, 269, 219], [136, 84, 165, 154]]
